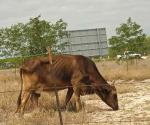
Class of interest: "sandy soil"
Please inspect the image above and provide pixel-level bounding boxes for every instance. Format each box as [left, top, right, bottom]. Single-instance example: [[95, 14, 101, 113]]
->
[[81, 79, 150, 125]]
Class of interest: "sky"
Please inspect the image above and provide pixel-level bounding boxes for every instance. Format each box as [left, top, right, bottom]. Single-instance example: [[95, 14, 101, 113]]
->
[[0, 0, 150, 38]]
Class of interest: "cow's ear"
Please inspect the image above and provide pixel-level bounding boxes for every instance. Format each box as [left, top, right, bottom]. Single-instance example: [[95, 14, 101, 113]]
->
[[101, 84, 111, 94]]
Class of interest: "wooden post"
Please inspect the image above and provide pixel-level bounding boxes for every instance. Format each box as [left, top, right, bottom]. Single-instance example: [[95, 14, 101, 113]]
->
[[15, 63, 17, 79], [135, 58, 138, 70], [48, 47, 63, 125], [48, 48, 52, 64], [54, 85, 63, 125], [126, 59, 128, 72]]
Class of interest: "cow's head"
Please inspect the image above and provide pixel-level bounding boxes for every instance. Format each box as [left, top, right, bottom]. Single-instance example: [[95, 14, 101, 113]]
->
[[95, 84, 119, 111]]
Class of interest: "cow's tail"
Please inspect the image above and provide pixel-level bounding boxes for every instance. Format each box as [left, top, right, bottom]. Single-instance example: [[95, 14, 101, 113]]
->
[[17, 68, 23, 107]]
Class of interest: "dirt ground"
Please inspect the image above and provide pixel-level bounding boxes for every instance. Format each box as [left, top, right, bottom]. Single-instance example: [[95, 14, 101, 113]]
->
[[83, 79, 150, 125]]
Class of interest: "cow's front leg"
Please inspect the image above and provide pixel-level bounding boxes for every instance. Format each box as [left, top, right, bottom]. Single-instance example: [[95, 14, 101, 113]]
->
[[73, 86, 82, 112], [64, 88, 73, 109]]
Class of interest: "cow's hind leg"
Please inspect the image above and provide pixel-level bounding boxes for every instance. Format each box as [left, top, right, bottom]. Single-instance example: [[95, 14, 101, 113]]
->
[[19, 90, 31, 115], [15, 91, 22, 113]]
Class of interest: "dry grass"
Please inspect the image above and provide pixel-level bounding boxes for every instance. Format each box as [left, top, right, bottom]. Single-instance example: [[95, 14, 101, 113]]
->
[[116, 83, 137, 94], [0, 58, 150, 124], [96, 58, 150, 81]]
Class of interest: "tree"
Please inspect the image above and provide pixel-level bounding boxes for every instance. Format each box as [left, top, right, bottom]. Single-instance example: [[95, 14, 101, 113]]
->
[[109, 17, 146, 57], [0, 23, 25, 57], [144, 36, 150, 54], [0, 15, 67, 58]]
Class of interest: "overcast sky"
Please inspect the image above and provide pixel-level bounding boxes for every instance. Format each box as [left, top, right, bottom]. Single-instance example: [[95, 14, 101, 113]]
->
[[0, 0, 150, 38]]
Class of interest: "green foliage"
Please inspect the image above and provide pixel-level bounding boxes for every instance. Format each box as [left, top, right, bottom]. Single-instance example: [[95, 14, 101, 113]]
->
[[109, 17, 147, 57], [0, 53, 48, 69], [0, 57, 22, 69], [0, 15, 67, 58], [144, 36, 150, 54]]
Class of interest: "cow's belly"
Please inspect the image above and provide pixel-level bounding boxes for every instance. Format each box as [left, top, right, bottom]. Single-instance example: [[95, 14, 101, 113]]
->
[[35, 81, 69, 93]]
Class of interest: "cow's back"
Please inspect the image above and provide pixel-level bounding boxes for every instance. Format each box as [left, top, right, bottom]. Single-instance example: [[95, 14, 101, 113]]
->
[[21, 54, 103, 87]]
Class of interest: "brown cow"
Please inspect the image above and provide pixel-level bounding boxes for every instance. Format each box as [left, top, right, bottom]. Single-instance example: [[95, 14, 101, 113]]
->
[[16, 55, 119, 114]]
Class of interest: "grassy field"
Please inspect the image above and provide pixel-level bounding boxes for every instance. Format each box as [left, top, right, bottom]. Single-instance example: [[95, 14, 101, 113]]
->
[[0, 58, 150, 125], [97, 58, 150, 81]]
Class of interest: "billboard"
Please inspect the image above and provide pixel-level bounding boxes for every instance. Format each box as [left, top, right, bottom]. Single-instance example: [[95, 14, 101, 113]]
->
[[60, 28, 108, 57]]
